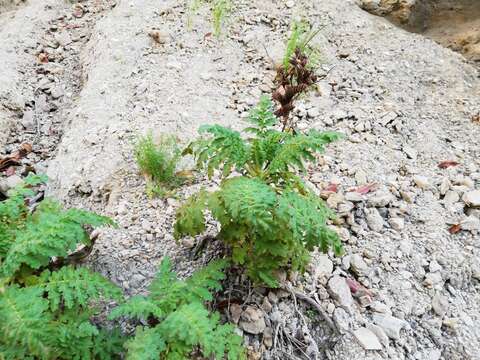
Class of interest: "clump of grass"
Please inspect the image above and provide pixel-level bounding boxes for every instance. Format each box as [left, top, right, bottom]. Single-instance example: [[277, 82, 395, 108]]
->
[[283, 20, 322, 72], [187, 0, 231, 37], [212, 0, 231, 37], [134, 133, 184, 197]]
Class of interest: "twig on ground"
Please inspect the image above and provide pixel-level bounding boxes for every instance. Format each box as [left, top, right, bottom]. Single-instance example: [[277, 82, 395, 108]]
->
[[288, 287, 338, 333]]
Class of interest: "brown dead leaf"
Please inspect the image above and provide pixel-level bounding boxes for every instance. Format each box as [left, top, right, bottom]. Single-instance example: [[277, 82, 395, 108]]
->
[[0, 143, 32, 172], [38, 53, 49, 64], [448, 224, 461, 234], [472, 113, 480, 124], [438, 160, 460, 169]]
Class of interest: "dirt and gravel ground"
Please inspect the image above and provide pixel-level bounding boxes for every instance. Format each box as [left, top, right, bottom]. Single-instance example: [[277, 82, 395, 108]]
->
[[1, 0, 479, 359]]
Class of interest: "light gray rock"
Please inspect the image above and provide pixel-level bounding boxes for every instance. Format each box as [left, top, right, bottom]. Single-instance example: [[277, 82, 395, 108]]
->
[[365, 208, 384, 232], [368, 192, 394, 207], [345, 192, 365, 202], [0, 175, 23, 196], [353, 327, 383, 350], [463, 190, 480, 207], [350, 254, 369, 276], [389, 217, 405, 231], [413, 175, 430, 189], [328, 275, 354, 309], [372, 314, 409, 340], [314, 254, 333, 278], [367, 324, 390, 348], [461, 215, 480, 231], [239, 306, 266, 334], [432, 293, 449, 317]]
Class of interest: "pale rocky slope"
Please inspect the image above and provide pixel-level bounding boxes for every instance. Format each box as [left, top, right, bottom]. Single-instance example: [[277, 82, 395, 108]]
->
[[1, 0, 479, 359]]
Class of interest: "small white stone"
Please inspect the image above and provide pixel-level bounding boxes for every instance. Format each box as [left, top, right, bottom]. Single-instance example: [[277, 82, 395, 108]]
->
[[365, 208, 384, 232], [350, 254, 369, 276], [463, 190, 480, 207], [314, 254, 333, 278], [413, 175, 430, 189], [372, 314, 409, 340], [431, 293, 449, 317], [327, 276, 353, 309], [389, 217, 405, 231], [461, 215, 480, 231], [353, 327, 382, 350]]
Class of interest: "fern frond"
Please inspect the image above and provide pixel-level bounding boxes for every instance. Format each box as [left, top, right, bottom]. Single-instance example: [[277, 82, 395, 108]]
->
[[108, 295, 163, 321], [267, 130, 342, 174], [158, 303, 244, 360], [245, 96, 278, 134], [0, 285, 55, 358], [93, 328, 126, 360], [277, 190, 342, 255], [149, 257, 226, 312], [188, 125, 249, 178], [37, 266, 122, 311], [1, 199, 114, 277], [218, 177, 276, 233], [173, 189, 208, 239], [54, 320, 98, 360], [125, 327, 166, 360]]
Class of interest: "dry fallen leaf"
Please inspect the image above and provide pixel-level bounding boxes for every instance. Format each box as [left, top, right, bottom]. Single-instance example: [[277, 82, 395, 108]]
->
[[0, 143, 33, 171], [448, 224, 461, 234], [324, 183, 338, 193], [438, 160, 459, 169], [472, 113, 480, 124], [37, 53, 49, 64], [353, 183, 378, 195]]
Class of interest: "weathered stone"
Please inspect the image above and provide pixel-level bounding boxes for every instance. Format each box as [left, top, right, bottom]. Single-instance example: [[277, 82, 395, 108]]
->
[[389, 217, 405, 231], [239, 306, 266, 334], [463, 190, 480, 207], [372, 314, 409, 340], [327, 276, 354, 309], [350, 254, 369, 276], [432, 293, 449, 317], [314, 254, 334, 278], [413, 175, 430, 189], [365, 208, 384, 232], [0, 175, 23, 196], [353, 327, 383, 350]]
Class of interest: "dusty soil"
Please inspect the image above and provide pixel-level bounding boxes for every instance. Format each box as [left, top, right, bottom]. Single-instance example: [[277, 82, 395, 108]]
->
[[1, 0, 480, 359], [360, 0, 480, 61], [421, 0, 480, 61]]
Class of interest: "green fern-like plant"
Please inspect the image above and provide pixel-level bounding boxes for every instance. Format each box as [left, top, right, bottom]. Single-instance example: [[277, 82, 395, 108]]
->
[[175, 96, 343, 287], [109, 257, 245, 360], [0, 176, 124, 359]]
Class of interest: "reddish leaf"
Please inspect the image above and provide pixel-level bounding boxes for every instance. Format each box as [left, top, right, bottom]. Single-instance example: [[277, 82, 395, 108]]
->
[[346, 278, 373, 298], [438, 161, 459, 169], [449, 224, 461, 234], [346, 277, 360, 294], [353, 183, 378, 195], [204, 32, 212, 39], [324, 183, 338, 193]]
